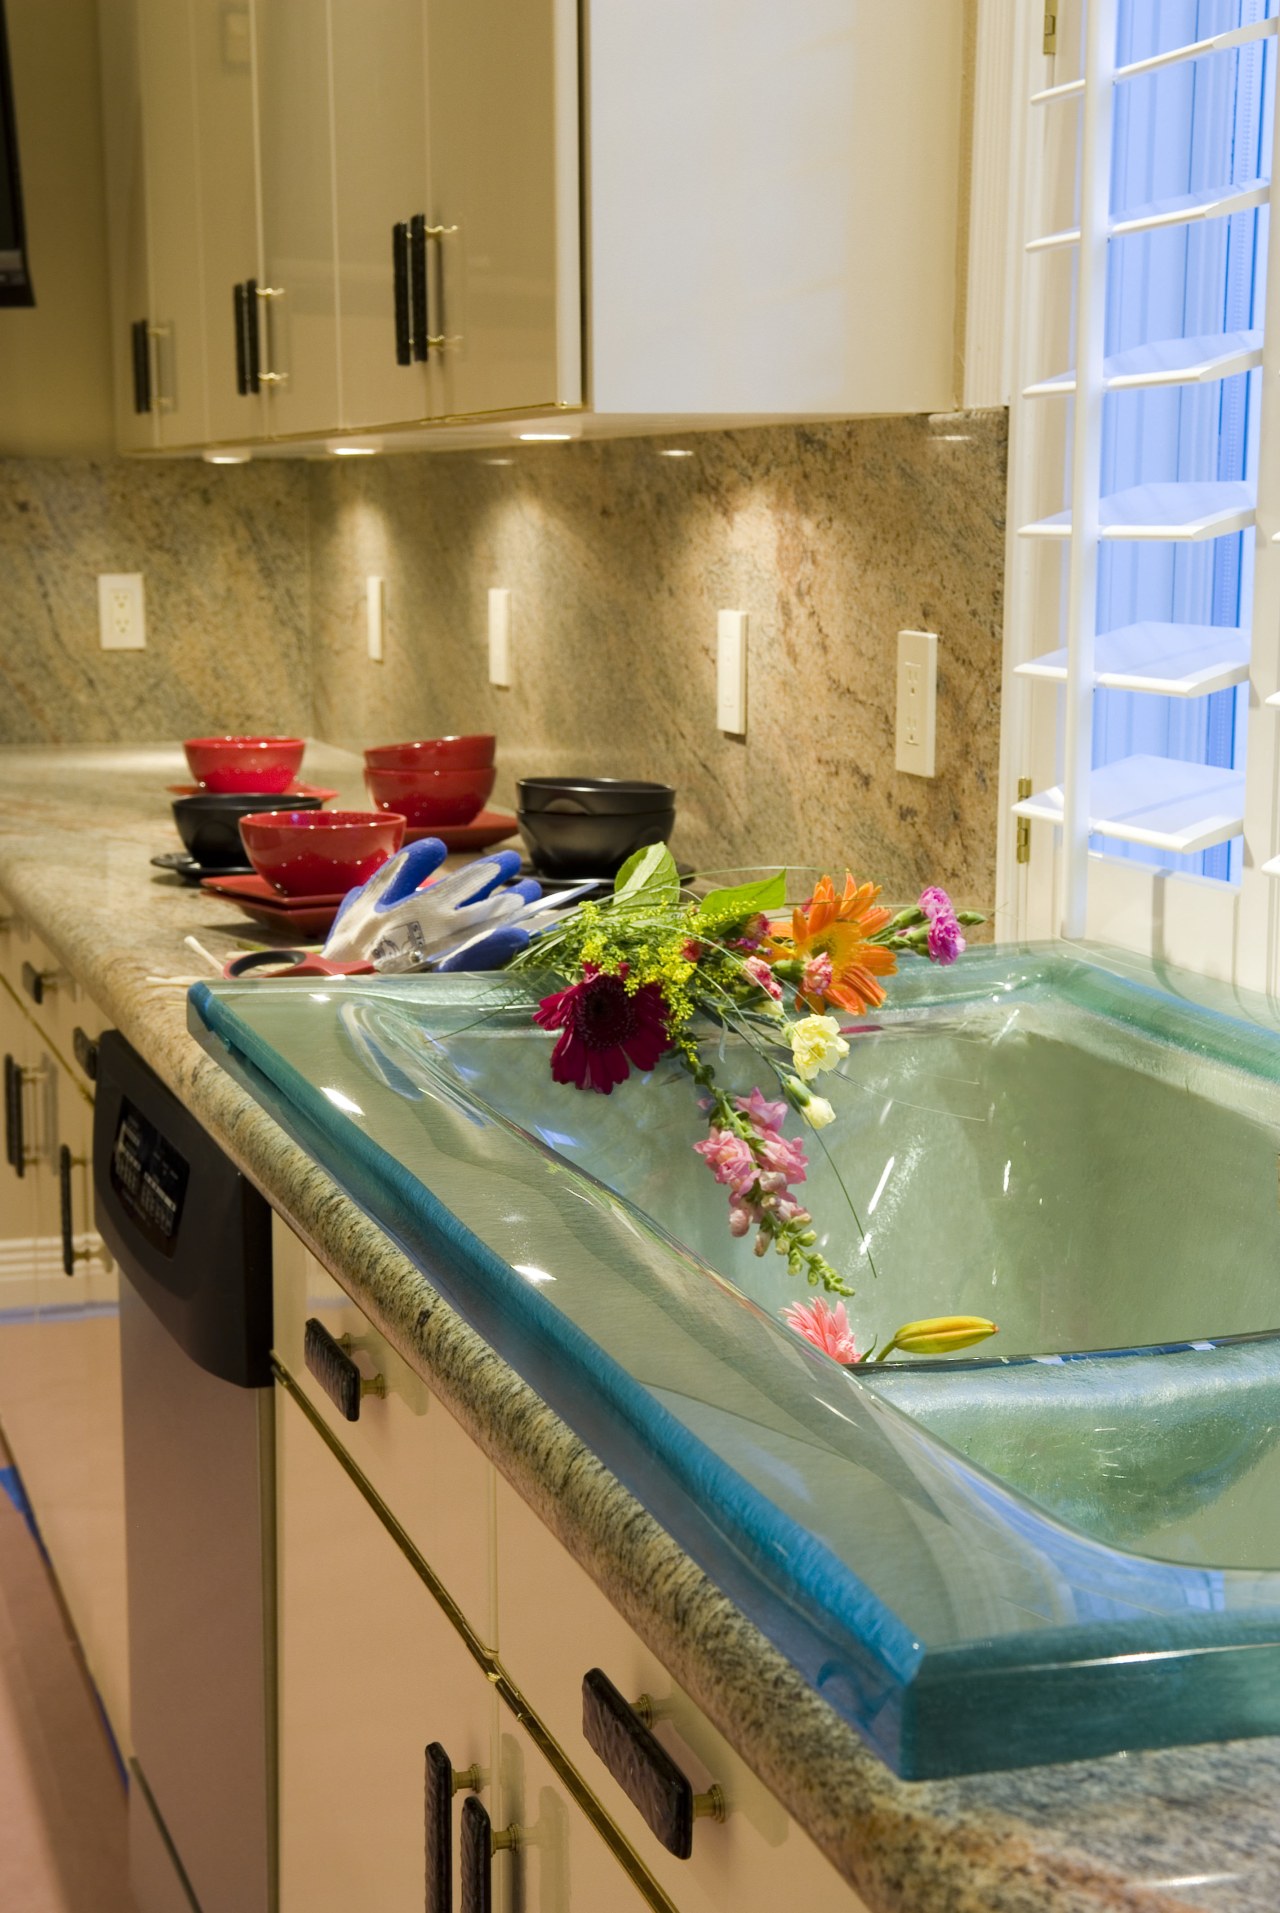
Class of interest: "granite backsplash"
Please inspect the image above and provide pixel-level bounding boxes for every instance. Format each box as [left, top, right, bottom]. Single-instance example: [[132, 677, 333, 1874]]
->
[[1, 411, 1006, 906]]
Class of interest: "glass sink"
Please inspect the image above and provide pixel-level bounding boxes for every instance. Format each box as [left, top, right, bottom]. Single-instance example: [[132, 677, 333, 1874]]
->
[[190, 945, 1280, 1778]]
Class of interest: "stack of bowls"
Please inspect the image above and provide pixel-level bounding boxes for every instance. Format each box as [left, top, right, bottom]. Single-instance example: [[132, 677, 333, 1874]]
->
[[172, 790, 323, 871], [516, 778, 677, 877], [364, 736, 495, 827]]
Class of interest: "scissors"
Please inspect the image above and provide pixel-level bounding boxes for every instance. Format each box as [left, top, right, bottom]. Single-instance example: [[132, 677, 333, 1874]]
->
[[223, 949, 377, 980]]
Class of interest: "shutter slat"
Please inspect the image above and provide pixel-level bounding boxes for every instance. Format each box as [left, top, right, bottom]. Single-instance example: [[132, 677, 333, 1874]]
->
[[1016, 622, 1250, 698], [1013, 757, 1245, 855], [1020, 480, 1255, 542], [1024, 329, 1263, 397], [1029, 179, 1269, 253]]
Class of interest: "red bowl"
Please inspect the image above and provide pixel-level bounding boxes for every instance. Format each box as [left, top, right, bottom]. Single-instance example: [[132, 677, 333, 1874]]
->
[[364, 763, 496, 827], [364, 735, 495, 771], [183, 735, 306, 793], [238, 809, 405, 897]]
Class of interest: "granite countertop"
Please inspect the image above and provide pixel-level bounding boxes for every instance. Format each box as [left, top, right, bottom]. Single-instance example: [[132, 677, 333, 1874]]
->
[[0, 742, 1274, 1913]]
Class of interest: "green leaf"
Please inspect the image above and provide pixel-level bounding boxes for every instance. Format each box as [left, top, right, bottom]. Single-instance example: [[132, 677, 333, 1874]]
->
[[695, 871, 786, 924], [613, 843, 680, 906]]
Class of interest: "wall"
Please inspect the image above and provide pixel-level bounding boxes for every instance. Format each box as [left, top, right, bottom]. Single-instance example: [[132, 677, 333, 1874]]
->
[[308, 412, 1007, 907], [0, 458, 311, 743], [0, 0, 116, 455]]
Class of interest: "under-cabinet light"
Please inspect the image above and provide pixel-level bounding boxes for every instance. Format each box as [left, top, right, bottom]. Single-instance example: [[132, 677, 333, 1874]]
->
[[516, 432, 573, 442], [330, 444, 380, 457], [659, 448, 694, 458], [203, 450, 251, 465]]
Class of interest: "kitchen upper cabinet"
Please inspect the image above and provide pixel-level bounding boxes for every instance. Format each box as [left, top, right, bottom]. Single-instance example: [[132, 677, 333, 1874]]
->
[[191, 0, 265, 445], [254, 0, 342, 438], [97, 0, 155, 451], [425, 0, 580, 422], [330, 0, 432, 430], [137, 0, 209, 446]]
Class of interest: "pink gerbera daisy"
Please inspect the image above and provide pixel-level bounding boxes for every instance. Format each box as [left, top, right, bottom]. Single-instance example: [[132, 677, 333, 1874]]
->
[[534, 964, 671, 1094], [781, 1295, 862, 1364]]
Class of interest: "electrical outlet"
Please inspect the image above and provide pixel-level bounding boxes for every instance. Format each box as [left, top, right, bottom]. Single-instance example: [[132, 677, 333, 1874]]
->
[[716, 609, 748, 734], [895, 629, 937, 776], [97, 574, 146, 650], [488, 587, 512, 688], [366, 576, 385, 662]]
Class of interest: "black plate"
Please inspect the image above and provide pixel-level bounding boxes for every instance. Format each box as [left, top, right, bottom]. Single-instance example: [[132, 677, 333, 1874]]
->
[[151, 851, 254, 886]]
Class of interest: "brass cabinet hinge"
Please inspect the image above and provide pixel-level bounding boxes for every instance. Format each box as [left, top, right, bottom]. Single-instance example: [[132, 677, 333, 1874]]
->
[[1016, 778, 1033, 864], [1043, 4, 1057, 55]]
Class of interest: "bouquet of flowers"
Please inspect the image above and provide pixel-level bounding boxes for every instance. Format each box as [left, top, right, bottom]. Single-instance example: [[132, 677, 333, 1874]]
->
[[511, 846, 997, 1368]]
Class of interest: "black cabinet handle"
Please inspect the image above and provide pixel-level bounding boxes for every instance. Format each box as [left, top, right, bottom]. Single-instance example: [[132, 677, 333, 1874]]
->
[[410, 213, 429, 362], [424, 1743, 483, 1913], [393, 221, 412, 365], [303, 1316, 386, 1421], [234, 281, 249, 394], [59, 1144, 77, 1277], [131, 317, 152, 413], [72, 1026, 99, 1082], [21, 961, 45, 1004], [245, 276, 261, 393], [3, 1054, 21, 1177], [581, 1668, 724, 1859], [459, 1797, 518, 1913]]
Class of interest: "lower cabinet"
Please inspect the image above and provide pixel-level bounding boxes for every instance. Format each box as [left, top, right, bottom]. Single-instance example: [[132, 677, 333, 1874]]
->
[[275, 1371, 654, 1912]]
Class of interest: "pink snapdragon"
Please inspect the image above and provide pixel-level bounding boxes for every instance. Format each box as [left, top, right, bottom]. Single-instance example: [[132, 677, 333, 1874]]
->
[[743, 955, 783, 1001], [692, 1127, 758, 1194], [782, 1296, 862, 1365], [918, 885, 966, 966], [734, 1087, 788, 1133]]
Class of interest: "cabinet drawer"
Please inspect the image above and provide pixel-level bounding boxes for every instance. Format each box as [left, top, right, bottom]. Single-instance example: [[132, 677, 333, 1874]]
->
[[272, 1214, 495, 1645], [495, 1476, 868, 1913]]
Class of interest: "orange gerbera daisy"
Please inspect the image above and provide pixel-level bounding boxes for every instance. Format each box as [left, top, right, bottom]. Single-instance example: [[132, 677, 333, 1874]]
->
[[769, 873, 897, 1015]]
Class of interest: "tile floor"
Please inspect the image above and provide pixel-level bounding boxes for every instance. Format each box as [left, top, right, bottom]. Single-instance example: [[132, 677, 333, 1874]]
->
[[0, 1463, 134, 1911]]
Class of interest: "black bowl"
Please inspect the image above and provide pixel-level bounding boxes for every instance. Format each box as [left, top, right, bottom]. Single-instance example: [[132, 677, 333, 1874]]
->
[[172, 790, 322, 869], [517, 805, 675, 879], [517, 776, 677, 817]]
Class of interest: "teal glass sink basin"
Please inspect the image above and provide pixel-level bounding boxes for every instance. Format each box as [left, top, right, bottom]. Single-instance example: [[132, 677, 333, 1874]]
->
[[190, 946, 1280, 1778]]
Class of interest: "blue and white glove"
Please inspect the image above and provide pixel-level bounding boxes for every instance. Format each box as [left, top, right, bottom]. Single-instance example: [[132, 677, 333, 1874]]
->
[[322, 840, 539, 971]]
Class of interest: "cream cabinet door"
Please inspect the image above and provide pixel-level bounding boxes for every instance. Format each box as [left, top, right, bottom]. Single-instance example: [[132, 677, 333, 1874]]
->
[[425, 0, 580, 420], [254, 0, 342, 437], [487, 1713, 655, 1913], [276, 1379, 497, 1913], [137, 0, 209, 447], [96, 0, 156, 450], [191, 0, 266, 444], [26, 1058, 130, 1752], [330, 0, 434, 430]]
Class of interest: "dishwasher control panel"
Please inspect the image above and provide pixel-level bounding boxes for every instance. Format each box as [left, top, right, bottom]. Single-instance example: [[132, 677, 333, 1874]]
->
[[110, 1097, 190, 1255]]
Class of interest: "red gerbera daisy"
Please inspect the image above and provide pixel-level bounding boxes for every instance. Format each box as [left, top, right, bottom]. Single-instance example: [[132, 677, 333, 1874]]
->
[[533, 963, 671, 1094]]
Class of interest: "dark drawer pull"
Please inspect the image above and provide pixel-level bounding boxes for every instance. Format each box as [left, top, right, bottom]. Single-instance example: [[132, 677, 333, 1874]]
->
[[459, 1796, 518, 1913], [3, 1054, 21, 1176], [410, 212, 429, 362], [581, 1668, 724, 1859], [425, 1742, 483, 1913], [73, 1026, 99, 1082], [131, 316, 152, 413], [21, 961, 46, 1004], [245, 276, 261, 393], [393, 220, 412, 365], [303, 1316, 386, 1421], [59, 1144, 78, 1276], [234, 281, 249, 394]]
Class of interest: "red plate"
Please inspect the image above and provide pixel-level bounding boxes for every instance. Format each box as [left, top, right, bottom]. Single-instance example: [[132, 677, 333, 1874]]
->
[[200, 872, 348, 939], [166, 780, 339, 802], [404, 808, 519, 853]]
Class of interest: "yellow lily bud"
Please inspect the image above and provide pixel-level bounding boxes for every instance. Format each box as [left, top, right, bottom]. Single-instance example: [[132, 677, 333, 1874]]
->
[[879, 1315, 997, 1359]]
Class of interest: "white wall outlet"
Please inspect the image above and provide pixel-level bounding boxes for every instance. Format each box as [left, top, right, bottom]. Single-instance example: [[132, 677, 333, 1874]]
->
[[895, 628, 937, 776], [716, 609, 748, 734], [97, 573, 146, 651], [488, 587, 512, 688], [366, 575, 385, 662]]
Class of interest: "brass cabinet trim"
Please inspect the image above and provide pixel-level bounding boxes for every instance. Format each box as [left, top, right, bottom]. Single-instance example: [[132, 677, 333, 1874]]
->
[[272, 1358, 681, 1913], [0, 973, 95, 1110]]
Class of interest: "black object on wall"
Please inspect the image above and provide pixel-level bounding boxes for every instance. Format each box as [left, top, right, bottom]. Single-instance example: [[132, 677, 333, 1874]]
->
[[0, 0, 33, 307]]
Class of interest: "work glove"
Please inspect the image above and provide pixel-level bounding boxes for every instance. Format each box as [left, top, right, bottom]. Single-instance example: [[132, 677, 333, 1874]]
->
[[323, 839, 539, 971]]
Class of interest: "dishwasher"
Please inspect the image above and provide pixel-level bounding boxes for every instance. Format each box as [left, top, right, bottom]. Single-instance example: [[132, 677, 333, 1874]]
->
[[93, 1031, 275, 1913]]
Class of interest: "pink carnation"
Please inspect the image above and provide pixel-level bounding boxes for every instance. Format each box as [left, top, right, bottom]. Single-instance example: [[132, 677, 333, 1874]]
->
[[918, 887, 953, 920], [782, 1296, 862, 1365], [801, 952, 834, 999], [743, 956, 783, 1001], [927, 914, 965, 965]]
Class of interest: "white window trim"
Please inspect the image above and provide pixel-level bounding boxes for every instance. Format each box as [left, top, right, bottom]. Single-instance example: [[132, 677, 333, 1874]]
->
[[996, 1, 1280, 996]]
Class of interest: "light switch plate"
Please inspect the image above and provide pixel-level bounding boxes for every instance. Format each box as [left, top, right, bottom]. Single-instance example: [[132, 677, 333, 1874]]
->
[[488, 587, 512, 688], [716, 609, 748, 734], [366, 576, 385, 662], [895, 629, 937, 776], [98, 573, 146, 650]]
